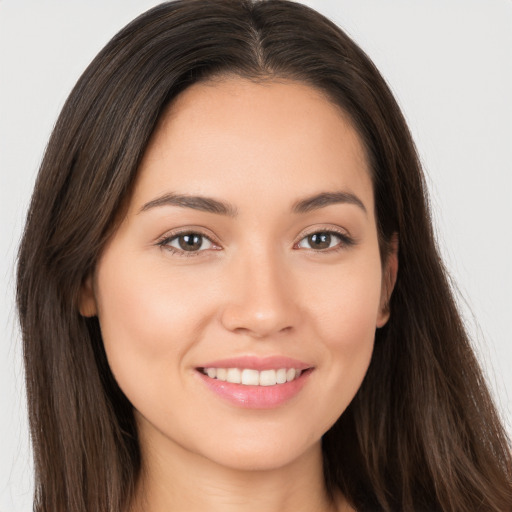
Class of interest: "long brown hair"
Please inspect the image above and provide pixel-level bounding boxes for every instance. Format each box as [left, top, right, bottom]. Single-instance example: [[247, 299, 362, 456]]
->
[[16, 1, 512, 511]]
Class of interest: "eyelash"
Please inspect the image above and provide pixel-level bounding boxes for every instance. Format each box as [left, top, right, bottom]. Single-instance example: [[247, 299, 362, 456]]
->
[[156, 230, 219, 258], [294, 228, 355, 253], [157, 228, 354, 257]]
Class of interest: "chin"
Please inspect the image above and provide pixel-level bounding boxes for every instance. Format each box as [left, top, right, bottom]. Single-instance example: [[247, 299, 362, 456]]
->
[[196, 432, 322, 473]]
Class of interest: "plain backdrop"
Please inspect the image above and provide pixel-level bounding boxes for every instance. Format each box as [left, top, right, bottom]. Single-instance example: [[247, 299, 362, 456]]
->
[[1, 1, 511, 510]]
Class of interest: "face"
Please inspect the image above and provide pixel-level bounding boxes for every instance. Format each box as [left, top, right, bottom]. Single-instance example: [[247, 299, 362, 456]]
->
[[81, 78, 396, 472]]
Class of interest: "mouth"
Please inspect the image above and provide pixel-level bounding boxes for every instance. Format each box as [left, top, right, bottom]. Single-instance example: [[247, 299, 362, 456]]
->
[[197, 366, 310, 386], [194, 358, 314, 409]]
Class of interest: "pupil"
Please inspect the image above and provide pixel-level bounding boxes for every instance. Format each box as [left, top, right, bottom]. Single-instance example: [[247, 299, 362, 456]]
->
[[179, 234, 202, 251], [309, 233, 331, 249]]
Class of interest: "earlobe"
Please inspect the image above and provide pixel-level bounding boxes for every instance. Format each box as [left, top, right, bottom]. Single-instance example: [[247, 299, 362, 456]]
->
[[79, 274, 98, 317], [376, 234, 399, 328]]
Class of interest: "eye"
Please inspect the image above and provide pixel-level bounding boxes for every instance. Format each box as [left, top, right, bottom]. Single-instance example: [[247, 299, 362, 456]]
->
[[296, 231, 350, 251], [159, 232, 215, 253]]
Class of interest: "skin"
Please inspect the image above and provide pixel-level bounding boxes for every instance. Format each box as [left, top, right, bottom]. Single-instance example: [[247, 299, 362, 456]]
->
[[81, 78, 397, 512]]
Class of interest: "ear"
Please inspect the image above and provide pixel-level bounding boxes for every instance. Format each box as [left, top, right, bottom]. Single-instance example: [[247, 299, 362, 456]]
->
[[376, 234, 399, 328], [79, 274, 98, 317]]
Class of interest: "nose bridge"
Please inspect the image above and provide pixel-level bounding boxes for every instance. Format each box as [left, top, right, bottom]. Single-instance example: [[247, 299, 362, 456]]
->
[[220, 241, 298, 338]]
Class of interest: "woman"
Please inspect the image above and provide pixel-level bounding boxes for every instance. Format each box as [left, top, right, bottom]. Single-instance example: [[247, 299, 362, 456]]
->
[[16, 1, 512, 511]]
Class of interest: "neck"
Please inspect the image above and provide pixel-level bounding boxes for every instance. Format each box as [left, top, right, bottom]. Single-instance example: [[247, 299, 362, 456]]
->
[[130, 429, 347, 512]]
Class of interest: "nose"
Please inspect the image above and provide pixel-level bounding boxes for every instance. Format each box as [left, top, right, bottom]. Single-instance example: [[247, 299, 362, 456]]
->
[[220, 248, 301, 339]]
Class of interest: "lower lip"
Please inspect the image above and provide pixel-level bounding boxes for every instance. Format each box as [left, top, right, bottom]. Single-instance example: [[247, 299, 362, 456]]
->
[[196, 369, 313, 409]]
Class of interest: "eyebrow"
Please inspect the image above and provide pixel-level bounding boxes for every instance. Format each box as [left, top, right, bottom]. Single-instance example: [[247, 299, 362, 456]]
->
[[292, 191, 367, 215], [139, 190, 367, 216], [139, 193, 238, 217]]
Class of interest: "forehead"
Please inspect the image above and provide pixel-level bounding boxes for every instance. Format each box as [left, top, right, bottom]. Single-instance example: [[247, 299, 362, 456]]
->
[[130, 77, 373, 214]]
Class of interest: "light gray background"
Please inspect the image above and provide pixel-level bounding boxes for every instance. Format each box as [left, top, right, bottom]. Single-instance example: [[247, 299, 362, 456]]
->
[[1, 1, 511, 510]]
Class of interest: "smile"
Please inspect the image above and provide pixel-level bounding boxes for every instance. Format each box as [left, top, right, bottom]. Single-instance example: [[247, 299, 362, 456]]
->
[[195, 357, 314, 409], [200, 367, 303, 386]]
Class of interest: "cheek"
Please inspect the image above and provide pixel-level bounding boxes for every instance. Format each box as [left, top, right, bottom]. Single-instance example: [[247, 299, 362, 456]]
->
[[301, 255, 383, 422], [93, 250, 216, 403], [308, 252, 383, 346]]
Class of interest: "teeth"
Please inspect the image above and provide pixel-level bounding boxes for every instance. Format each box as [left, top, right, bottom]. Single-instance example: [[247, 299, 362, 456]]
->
[[202, 367, 305, 386], [276, 368, 287, 384], [259, 369, 276, 386], [241, 369, 259, 385], [226, 368, 241, 384]]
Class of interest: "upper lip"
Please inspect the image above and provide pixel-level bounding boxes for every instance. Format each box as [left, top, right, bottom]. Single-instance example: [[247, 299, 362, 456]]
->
[[196, 355, 313, 371]]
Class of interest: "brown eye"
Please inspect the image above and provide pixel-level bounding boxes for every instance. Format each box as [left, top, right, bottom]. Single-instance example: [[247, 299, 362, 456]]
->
[[178, 233, 202, 251], [307, 233, 332, 250], [164, 233, 214, 253], [297, 231, 349, 251]]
